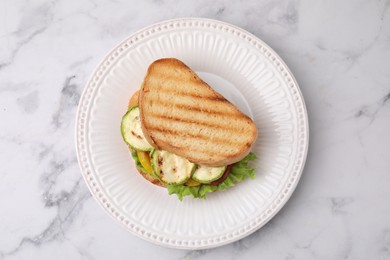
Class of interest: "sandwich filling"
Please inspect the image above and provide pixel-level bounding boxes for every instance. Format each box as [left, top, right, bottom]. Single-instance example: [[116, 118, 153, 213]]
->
[[122, 103, 256, 200], [121, 58, 257, 200]]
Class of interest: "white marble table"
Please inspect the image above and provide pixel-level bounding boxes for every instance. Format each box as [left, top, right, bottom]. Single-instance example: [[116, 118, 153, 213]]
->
[[1, 1, 389, 259]]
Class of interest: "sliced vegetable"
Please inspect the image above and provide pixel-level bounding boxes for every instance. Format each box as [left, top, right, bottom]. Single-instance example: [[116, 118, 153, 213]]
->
[[130, 148, 147, 174], [136, 150, 153, 175], [185, 178, 201, 187], [167, 152, 256, 200], [152, 150, 196, 185], [192, 165, 226, 184], [209, 164, 233, 186], [121, 106, 153, 151]]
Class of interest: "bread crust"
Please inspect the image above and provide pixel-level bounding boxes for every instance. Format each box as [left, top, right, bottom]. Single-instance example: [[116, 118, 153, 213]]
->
[[139, 58, 257, 166], [135, 166, 166, 187]]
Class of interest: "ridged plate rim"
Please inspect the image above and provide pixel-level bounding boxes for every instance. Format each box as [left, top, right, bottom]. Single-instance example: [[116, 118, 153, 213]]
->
[[75, 17, 309, 249]]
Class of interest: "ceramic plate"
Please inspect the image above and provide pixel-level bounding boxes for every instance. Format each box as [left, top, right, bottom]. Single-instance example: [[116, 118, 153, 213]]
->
[[76, 18, 309, 249]]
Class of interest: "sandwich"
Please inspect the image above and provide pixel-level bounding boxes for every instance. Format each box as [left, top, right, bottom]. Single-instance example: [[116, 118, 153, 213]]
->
[[121, 58, 257, 200]]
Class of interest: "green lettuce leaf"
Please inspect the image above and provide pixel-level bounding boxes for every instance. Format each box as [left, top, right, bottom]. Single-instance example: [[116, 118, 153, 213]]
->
[[167, 152, 256, 200]]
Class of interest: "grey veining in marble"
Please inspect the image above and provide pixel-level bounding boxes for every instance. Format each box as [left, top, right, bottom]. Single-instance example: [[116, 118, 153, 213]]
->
[[1, 0, 390, 259]]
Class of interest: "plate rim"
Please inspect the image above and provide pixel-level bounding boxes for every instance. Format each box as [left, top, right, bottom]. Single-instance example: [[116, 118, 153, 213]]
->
[[75, 17, 309, 250]]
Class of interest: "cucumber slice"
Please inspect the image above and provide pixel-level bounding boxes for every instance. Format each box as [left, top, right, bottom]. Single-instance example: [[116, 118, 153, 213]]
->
[[151, 150, 196, 185], [121, 106, 153, 151], [192, 165, 227, 184]]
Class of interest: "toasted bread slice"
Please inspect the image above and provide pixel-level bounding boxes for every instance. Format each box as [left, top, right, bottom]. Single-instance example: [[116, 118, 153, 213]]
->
[[139, 58, 257, 166], [128, 90, 139, 108], [136, 167, 166, 187]]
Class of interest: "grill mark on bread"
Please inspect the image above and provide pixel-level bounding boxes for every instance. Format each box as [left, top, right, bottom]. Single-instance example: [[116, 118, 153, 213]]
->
[[145, 97, 242, 117], [149, 126, 212, 140], [147, 126, 245, 147], [168, 91, 227, 102], [173, 103, 233, 115], [144, 81, 242, 115], [147, 84, 227, 102], [147, 70, 200, 83], [151, 131, 243, 157], [150, 113, 249, 132]]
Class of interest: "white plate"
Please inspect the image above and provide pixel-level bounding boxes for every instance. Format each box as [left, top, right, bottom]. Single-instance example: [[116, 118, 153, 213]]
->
[[76, 18, 309, 249]]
